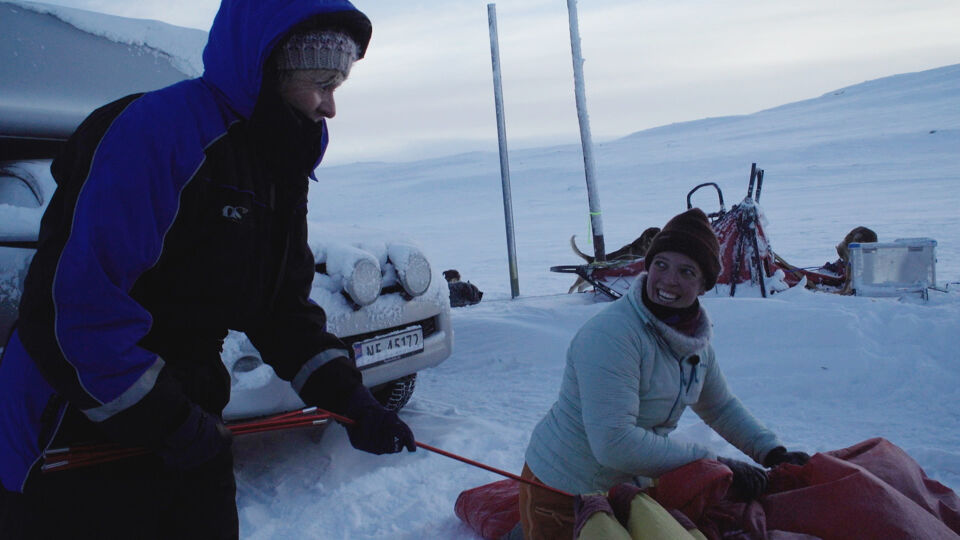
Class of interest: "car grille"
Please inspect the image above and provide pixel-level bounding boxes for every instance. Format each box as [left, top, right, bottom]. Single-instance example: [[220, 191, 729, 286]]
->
[[339, 315, 439, 348]]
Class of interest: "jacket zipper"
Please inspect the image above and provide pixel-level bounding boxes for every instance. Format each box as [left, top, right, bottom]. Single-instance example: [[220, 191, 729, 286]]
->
[[665, 358, 687, 425], [650, 321, 688, 425]]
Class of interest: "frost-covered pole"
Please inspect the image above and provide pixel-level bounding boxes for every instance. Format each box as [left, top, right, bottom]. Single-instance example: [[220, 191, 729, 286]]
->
[[565, 0, 605, 262], [487, 3, 520, 298]]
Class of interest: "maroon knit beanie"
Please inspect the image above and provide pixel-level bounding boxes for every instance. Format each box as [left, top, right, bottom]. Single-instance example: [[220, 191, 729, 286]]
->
[[645, 208, 721, 290]]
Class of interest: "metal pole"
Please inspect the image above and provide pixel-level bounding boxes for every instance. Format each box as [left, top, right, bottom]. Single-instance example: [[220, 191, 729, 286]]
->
[[487, 4, 520, 298], [565, 0, 605, 262]]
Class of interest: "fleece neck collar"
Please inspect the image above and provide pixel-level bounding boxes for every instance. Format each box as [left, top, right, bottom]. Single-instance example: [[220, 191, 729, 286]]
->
[[629, 274, 712, 358]]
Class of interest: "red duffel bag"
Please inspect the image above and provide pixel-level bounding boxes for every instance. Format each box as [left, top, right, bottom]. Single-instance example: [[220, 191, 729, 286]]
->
[[454, 478, 520, 540]]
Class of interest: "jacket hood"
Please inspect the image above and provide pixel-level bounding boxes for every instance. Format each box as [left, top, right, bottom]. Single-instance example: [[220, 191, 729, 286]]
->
[[201, 0, 371, 119]]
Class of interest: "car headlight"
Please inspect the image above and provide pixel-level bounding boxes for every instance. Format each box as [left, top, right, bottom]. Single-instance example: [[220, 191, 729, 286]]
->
[[327, 245, 383, 306], [344, 256, 382, 306], [388, 243, 432, 297]]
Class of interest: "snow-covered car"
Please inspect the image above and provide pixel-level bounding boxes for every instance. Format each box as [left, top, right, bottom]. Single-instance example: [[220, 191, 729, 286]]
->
[[0, 1, 452, 419], [223, 226, 453, 418]]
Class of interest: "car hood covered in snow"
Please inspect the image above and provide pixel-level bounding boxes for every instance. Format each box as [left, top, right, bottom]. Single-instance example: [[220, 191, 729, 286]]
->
[[0, 1, 201, 145]]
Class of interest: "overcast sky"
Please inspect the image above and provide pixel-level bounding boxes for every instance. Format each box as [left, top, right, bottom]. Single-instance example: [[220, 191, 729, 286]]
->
[[32, 0, 960, 165]]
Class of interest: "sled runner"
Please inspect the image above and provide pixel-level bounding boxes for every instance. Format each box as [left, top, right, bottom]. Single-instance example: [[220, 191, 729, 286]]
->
[[551, 257, 647, 300]]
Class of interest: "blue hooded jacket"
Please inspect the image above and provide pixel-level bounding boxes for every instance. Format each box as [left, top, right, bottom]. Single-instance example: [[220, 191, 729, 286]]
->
[[0, 0, 371, 493]]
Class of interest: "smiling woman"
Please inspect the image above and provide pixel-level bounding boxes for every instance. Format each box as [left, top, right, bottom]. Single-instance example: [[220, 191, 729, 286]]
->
[[517, 208, 810, 539]]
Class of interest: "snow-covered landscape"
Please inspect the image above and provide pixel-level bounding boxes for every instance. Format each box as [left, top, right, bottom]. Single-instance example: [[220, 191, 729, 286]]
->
[[225, 62, 960, 538], [2, 2, 959, 538]]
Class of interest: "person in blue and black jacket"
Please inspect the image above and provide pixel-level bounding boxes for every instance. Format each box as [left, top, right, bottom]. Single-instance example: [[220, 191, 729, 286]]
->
[[0, 1, 414, 537]]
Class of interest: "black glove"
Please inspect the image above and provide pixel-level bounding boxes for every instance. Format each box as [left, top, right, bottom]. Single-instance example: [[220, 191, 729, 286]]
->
[[343, 385, 416, 455], [763, 446, 811, 468], [158, 404, 232, 470], [717, 457, 768, 501]]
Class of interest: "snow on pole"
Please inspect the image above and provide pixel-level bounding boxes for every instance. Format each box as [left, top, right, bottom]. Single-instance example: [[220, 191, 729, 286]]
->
[[565, 0, 605, 262], [487, 3, 520, 298]]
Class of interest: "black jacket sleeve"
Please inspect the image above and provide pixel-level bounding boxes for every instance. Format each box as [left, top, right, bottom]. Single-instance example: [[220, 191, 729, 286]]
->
[[245, 189, 361, 412]]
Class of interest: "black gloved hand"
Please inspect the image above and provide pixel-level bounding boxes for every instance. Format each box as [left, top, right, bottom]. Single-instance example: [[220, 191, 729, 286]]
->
[[158, 404, 232, 470], [763, 446, 811, 468], [717, 457, 768, 501], [343, 385, 416, 455]]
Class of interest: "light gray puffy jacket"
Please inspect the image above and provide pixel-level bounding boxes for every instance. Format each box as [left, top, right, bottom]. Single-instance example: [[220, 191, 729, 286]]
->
[[524, 274, 782, 494]]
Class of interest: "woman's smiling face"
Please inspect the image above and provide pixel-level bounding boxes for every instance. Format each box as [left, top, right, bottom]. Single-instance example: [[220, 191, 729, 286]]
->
[[645, 251, 705, 308]]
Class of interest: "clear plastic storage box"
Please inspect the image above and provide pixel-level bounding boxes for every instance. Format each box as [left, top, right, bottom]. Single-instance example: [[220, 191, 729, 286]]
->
[[849, 238, 937, 298]]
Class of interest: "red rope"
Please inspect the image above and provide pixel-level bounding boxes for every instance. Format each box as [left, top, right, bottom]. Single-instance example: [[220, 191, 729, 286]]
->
[[41, 406, 574, 497], [318, 408, 572, 497], [42, 408, 331, 473], [415, 440, 572, 497]]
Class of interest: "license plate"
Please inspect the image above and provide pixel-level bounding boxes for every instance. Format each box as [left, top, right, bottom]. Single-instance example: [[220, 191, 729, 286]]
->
[[353, 326, 424, 368]]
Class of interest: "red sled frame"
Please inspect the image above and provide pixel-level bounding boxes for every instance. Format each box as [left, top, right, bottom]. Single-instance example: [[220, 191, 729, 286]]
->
[[551, 164, 843, 300]]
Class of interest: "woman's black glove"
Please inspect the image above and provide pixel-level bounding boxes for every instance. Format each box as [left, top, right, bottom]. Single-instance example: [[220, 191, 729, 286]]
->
[[158, 404, 232, 470], [343, 386, 416, 455], [763, 446, 811, 468], [717, 457, 768, 501], [294, 354, 415, 454]]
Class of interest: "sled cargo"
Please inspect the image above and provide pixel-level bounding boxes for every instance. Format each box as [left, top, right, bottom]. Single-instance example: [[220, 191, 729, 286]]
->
[[849, 238, 938, 299]]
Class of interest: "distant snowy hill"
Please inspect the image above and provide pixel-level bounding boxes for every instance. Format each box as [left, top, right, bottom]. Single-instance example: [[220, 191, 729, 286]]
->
[[317, 64, 959, 299]]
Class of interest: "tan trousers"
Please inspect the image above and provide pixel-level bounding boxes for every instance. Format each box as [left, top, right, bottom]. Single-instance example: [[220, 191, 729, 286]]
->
[[518, 463, 575, 540]]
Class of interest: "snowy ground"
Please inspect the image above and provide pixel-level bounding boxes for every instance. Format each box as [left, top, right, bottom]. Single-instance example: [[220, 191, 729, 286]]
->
[[232, 289, 960, 539], [230, 63, 960, 538]]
